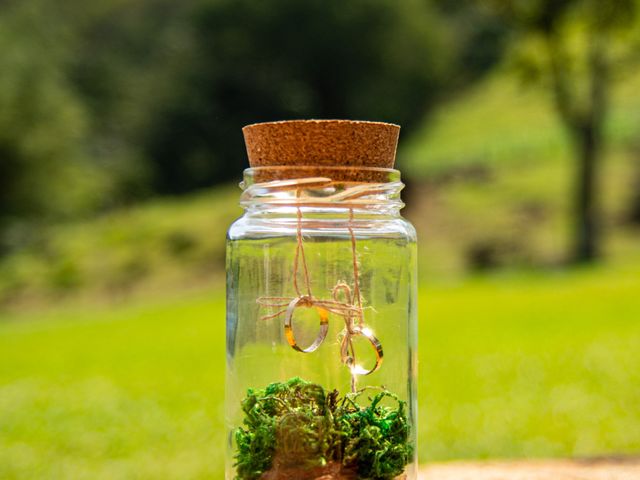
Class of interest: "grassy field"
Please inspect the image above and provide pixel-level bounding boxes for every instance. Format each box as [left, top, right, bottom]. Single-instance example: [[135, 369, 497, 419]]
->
[[0, 294, 226, 479], [0, 186, 241, 307], [1, 260, 639, 479]]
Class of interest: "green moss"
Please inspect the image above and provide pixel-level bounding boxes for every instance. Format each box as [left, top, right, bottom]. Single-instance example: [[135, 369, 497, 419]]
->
[[234, 377, 412, 480]]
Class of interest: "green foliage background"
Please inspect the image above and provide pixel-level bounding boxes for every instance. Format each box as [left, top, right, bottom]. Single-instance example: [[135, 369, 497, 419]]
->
[[0, 0, 501, 227]]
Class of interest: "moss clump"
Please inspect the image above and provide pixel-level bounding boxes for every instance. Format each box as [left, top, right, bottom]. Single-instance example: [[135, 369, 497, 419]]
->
[[234, 377, 412, 480]]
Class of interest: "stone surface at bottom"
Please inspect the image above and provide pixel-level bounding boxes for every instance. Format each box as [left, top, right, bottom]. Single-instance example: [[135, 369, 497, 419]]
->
[[419, 458, 640, 480]]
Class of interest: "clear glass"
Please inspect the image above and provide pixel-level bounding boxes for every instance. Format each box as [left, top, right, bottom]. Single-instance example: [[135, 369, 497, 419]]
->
[[226, 167, 418, 480]]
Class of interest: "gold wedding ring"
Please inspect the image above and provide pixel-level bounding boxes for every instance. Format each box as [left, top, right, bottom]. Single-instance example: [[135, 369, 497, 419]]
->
[[340, 326, 384, 375], [284, 296, 329, 353]]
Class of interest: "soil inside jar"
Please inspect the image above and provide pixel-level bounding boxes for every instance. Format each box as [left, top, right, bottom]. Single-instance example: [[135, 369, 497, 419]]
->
[[259, 460, 355, 480], [259, 459, 408, 480]]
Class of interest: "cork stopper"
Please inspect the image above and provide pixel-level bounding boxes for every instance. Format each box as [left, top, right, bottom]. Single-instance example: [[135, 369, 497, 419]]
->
[[242, 120, 400, 182]]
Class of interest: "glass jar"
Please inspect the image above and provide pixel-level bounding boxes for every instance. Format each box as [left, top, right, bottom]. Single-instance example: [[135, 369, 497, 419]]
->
[[225, 164, 418, 480]]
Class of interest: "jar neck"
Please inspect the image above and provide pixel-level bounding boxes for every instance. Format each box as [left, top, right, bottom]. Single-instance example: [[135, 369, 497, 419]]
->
[[239, 167, 405, 216]]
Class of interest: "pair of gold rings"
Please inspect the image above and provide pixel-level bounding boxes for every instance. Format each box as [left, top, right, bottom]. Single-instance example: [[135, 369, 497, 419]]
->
[[283, 295, 383, 375]]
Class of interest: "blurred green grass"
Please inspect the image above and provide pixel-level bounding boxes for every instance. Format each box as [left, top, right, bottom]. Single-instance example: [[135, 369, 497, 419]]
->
[[1, 261, 639, 478], [0, 186, 241, 306], [0, 296, 226, 479]]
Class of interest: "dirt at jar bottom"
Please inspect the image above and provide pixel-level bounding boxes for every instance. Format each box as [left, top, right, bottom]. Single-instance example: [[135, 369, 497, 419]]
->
[[233, 377, 412, 480], [259, 460, 408, 479]]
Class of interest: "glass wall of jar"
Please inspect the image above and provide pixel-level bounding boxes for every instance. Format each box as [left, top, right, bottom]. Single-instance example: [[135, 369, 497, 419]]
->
[[226, 166, 418, 480]]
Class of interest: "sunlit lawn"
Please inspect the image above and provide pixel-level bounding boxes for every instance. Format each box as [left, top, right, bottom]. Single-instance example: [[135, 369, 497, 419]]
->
[[1, 262, 639, 479]]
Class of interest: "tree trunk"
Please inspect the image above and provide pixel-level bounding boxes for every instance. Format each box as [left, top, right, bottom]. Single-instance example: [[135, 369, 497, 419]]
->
[[571, 37, 608, 264], [549, 34, 607, 265], [572, 121, 600, 263]]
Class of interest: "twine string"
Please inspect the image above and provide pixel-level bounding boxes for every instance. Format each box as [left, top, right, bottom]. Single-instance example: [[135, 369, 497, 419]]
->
[[255, 179, 384, 392]]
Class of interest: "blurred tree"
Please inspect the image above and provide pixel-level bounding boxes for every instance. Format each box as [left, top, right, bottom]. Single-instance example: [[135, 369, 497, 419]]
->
[[432, 0, 509, 87], [59, 0, 201, 205], [484, 0, 638, 263], [630, 154, 640, 226], [0, 0, 508, 232], [141, 0, 455, 193], [0, 1, 102, 252]]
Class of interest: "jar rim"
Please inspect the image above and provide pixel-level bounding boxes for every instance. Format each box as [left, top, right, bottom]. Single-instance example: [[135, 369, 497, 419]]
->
[[239, 167, 404, 210], [242, 166, 401, 187]]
